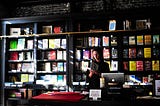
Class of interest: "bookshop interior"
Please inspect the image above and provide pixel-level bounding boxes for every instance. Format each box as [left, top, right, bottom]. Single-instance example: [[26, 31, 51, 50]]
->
[[1, 0, 160, 106]]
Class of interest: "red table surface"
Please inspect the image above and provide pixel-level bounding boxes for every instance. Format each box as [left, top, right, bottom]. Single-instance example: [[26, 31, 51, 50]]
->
[[31, 92, 86, 102]]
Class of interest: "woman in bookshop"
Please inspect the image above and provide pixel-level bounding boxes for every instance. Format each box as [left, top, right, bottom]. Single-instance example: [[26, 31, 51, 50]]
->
[[87, 47, 110, 89]]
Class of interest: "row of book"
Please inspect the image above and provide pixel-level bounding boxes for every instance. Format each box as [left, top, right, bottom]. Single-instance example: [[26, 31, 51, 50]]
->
[[38, 38, 66, 49], [9, 63, 34, 73], [76, 48, 118, 60], [10, 51, 33, 61], [10, 39, 33, 50], [76, 35, 117, 47], [123, 34, 159, 45], [37, 62, 66, 72], [37, 50, 66, 60], [76, 60, 118, 72], [123, 47, 159, 58], [123, 60, 160, 71]]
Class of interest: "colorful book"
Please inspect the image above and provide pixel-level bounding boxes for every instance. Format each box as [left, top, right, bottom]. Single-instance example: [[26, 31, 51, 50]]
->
[[49, 39, 55, 48], [17, 38, 25, 50], [129, 61, 136, 71], [10, 40, 17, 49], [42, 25, 52, 34], [57, 62, 64, 72], [144, 61, 151, 71], [109, 20, 116, 31], [103, 48, 110, 59], [21, 74, 29, 82], [52, 62, 57, 72], [137, 35, 144, 45], [110, 60, 118, 71], [48, 50, 56, 60], [153, 35, 159, 44], [144, 48, 151, 58], [129, 36, 135, 45], [136, 61, 143, 71], [111, 48, 118, 58], [152, 60, 159, 71], [123, 61, 128, 71], [144, 35, 151, 45], [10, 52, 18, 60], [137, 48, 144, 58], [123, 49, 128, 58], [111, 35, 117, 46], [102, 36, 109, 46], [129, 48, 136, 58], [83, 49, 90, 60]]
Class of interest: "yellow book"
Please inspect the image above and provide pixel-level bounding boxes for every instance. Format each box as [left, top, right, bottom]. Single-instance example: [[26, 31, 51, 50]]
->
[[129, 61, 136, 71], [137, 35, 143, 45], [21, 74, 29, 82], [144, 48, 151, 58], [49, 39, 55, 48], [152, 60, 159, 71]]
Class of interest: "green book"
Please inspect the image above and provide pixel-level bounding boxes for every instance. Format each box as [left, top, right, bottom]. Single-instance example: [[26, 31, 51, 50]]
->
[[10, 40, 17, 49]]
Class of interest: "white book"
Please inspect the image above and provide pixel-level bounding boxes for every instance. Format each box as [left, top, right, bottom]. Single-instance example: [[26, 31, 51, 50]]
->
[[17, 38, 25, 50], [42, 39, 48, 49], [57, 50, 63, 60], [10, 28, 21, 36]]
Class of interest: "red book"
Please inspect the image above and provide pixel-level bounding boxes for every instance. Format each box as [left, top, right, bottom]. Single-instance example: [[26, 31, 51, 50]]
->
[[10, 52, 18, 60], [48, 50, 56, 60]]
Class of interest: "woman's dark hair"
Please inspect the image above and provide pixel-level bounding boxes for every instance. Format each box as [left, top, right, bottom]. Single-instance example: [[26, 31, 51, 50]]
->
[[92, 47, 104, 62]]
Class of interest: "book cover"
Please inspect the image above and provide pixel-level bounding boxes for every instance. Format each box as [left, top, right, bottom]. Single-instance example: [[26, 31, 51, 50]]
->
[[25, 51, 33, 60], [129, 48, 136, 58], [136, 61, 143, 71], [123, 36, 128, 45], [76, 49, 81, 60], [144, 61, 151, 71], [123, 61, 128, 71], [54, 26, 62, 33], [137, 48, 144, 58], [110, 60, 118, 71], [49, 39, 55, 48], [10, 52, 18, 60], [111, 35, 117, 46], [152, 60, 159, 71], [57, 62, 64, 72], [153, 35, 159, 44], [48, 50, 56, 60], [10, 40, 17, 49], [42, 25, 52, 34], [153, 46, 159, 58], [22, 63, 34, 72], [27, 40, 33, 49], [54, 39, 61, 48], [83, 49, 90, 60], [61, 39, 66, 49], [103, 48, 110, 59], [102, 36, 109, 46], [123, 49, 128, 58], [17, 38, 25, 50], [45, 62, 51, 72], [42, 39, 48, 49], [21, 74, 29, 82], [129, 36, 136, 45], [81, 61, 89, 72], [10, 28, 21, 36], [63, 51, 66, 60], [137, 35, 144, 45], [144, 35, 151, 45], [38, 39, 43, 49], [57, 50, 63, 60], [52, 62, 57, 72], [129, 61, 136, 71], [111, 47, 118, 58], [57, 75, 64, 83], [64, 62, 66, 72], [144, 48, 151, 58], [109, 20, 116, 31], [136, 19, 148, 30]]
